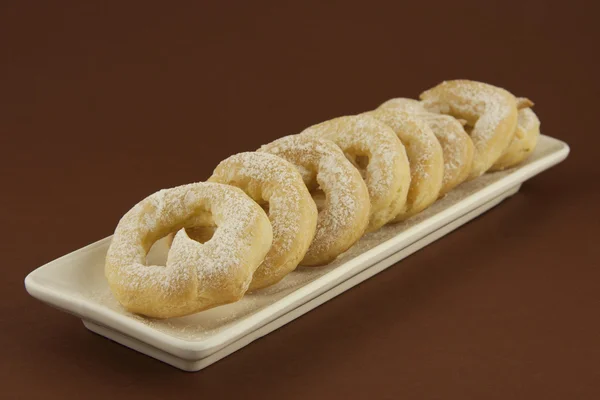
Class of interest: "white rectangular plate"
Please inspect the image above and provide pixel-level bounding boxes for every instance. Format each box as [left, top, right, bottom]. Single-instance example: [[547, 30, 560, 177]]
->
[[25, 135, 569, 371]]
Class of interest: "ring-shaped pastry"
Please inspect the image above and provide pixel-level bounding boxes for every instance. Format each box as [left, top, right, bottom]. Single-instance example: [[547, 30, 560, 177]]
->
[[378, 98, 474, 195], [417, 113, 474, 195], [364, 108, 444, 221], [490, 98, 540, 171], [205, 152, 318, 290], [105, 182, 273, 318], [259, 135, 370, 266], [300, 114, 410, 231], [420, 80, 518, 179]]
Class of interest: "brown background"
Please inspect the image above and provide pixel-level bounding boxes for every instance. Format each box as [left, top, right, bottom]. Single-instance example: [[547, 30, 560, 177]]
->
[[1, 1, 599, 399]]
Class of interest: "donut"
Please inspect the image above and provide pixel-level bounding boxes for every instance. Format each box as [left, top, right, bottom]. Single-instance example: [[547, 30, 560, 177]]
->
[[204, 152, 318, 291], [300, 114, 410, 231], [259, 135, 370, 266], [417, 113, 474, 195], [378, 99, 474, 195], [419, 80, 518, 179], [363, 108, 444, 221], [105, 182, 273, 318], [490, 98, 540, 171]]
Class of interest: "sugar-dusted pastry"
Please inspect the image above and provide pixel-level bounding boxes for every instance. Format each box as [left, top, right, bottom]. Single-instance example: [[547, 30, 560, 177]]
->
[[420, 80, 518, 179], [205, 152, 317, 290], [364, 108, 444, 221], [417, 113, 474, 195], [259, 135, 370, 266], [378, 98, 474, 195], [490, 98, 540, 171], [300, 114, 410, 231], [105, 182, 273, 318]]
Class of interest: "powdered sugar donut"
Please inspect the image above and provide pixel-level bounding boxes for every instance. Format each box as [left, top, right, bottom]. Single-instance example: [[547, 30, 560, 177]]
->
[[364, 108, 444, 221], [259, 135, 370, 266], [420, 80, 518, 179], [490, 98, 540, 171], [417, 113, 474, 195], [378, 99, 474, 195], [205, 152, 318, 290], [300, 115, 410, 231], [105, 182, 273, 318]]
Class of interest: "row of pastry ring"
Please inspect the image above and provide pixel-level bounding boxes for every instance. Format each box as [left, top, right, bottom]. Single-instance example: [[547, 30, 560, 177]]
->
[[105, 80, 540, 318]]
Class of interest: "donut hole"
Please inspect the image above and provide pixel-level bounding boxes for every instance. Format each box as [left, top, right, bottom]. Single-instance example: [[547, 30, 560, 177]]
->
[[180, 212, 218, 245], [185, 226, 217, 244], [355, 155, 370, 169], [250, 195, 270, 215], [238, 180, 272, 216], [146, 219, 218, 265], [296, 165, 318, 189], [346, 154, 370, 179], [310, 189, 327, 212], [261, 203, 270, 215], [146, 235, 172, 265], [296, 166, 319, 191]]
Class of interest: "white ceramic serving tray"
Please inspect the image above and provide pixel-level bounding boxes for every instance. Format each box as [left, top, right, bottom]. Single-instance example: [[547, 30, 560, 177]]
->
[[25, 135, 569, 371]]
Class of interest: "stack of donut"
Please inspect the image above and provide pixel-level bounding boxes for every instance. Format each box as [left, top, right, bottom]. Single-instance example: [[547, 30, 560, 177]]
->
[[105, 80, 541, 318]]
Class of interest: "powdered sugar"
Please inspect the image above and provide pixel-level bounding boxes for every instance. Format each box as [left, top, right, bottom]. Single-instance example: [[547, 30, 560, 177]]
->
[[421, 80, 513, 142], [208, 152, 317, 290], [417, 114, 467, 186], [420, 80, 518, 177], [259, 135, 370, 264], [301, 115, 400, 199], [300, 114, 409, 230], [377, 98, 473, 193], [365, 108, 440, 183], [105, 182, 271, 317], [363, 108, 444, 217], [213, 152, 303, 255]]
